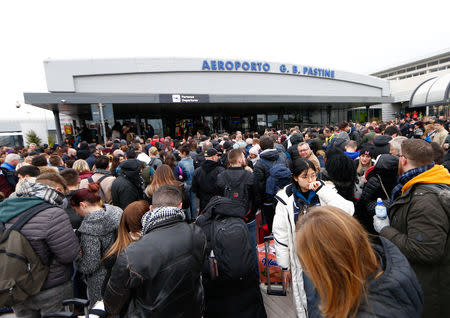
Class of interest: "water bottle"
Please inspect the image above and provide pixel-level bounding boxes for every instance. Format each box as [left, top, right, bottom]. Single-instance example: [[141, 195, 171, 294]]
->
[[375, 198, 387, 219]]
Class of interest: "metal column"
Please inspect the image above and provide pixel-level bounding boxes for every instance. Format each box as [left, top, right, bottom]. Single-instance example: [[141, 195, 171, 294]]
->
[[98, 103, 107, 145], [52, 107, 63, 145]]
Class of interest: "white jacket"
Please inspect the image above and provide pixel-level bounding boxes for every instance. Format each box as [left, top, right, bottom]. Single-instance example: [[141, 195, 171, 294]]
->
[[272, 182, 354, 317]]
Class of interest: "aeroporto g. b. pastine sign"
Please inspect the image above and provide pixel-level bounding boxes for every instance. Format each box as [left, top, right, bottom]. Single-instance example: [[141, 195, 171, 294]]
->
[[201, 59, 335, 79]]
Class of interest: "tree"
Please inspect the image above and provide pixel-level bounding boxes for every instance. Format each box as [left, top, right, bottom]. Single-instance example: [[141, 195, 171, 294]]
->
[[25, 130, 41, 146]]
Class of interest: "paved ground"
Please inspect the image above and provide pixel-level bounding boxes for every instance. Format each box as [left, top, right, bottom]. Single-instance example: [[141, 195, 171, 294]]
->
[[1, 285, 297, 317]]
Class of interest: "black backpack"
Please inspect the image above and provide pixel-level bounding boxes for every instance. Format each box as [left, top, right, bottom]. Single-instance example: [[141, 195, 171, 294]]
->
[[197, 197, 256, 281], [222, 170, 251, 211], [0, 202, 52, 307]]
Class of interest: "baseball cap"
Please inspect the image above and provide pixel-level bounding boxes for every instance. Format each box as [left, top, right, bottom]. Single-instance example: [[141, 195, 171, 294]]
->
[[206, 148, 218, 157]]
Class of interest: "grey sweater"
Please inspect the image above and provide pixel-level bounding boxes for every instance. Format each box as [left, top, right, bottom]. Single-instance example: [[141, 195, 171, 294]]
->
[[76, 204, 123, 305]]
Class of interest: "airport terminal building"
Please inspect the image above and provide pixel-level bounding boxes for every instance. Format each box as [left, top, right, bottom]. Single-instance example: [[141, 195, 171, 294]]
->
[[24, 58, 391, 143]]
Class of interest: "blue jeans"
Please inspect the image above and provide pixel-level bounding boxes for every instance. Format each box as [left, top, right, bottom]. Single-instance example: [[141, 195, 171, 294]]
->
[[247, 219, 259, 278]]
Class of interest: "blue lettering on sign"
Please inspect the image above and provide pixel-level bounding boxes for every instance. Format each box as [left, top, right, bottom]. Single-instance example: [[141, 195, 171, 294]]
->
[[202, 60, 334, 78], [202, 60, 210, 70], [257, 62, 262, 71]]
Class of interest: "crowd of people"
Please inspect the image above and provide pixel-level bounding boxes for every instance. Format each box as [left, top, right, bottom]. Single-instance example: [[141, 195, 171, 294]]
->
[[0, 115, 449, 318]]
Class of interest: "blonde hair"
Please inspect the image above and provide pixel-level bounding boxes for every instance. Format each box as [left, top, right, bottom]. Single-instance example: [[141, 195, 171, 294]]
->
[[72, 159, 90, 173], [149, 146, 159, 156], [296, 206, 379, 318], [144, 164, 181, 198]]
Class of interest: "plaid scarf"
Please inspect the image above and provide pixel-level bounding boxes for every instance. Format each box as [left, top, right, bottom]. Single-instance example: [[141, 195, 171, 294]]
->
[[141, 206, 186, 235], [391, 163, 435, 200], [16, 182, 65, 206]]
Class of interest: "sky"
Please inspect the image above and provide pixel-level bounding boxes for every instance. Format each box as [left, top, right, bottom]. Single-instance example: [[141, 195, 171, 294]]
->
[[0, 0, 449, 119]]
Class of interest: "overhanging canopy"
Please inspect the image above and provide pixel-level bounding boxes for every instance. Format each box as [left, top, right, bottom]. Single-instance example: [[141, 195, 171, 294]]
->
[[410, 73, 450, 108]]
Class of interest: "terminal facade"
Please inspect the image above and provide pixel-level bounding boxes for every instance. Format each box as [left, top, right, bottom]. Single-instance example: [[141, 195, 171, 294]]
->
[[24, 58, 390, 143]]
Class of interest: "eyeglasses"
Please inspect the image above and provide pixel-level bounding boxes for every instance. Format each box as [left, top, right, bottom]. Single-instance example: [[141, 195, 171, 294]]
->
[[300, 173, 316, 180]]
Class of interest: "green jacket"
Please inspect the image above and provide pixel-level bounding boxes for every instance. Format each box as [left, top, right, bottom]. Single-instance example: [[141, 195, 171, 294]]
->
[[380, 183, 450, 318], [362, 131, 376, 144]]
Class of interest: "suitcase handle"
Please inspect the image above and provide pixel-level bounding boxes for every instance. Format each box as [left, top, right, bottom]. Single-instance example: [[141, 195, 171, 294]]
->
[[264, 235, 286, 296]]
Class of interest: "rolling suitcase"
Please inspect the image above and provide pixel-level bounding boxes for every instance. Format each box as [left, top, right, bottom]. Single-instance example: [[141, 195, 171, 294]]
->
[[258, 235, 286, 296]]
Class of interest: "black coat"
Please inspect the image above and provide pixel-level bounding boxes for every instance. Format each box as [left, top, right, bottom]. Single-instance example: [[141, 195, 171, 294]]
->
[[111, 159, 144, 210], [253, 149, 284, 207], [104, 221, 207, 317], [77, 141, 91, 160], [355, 154, 398, 234], [192, 160, 225, 211], [305, 237, 423, 318], [372, 135, 392, 158]]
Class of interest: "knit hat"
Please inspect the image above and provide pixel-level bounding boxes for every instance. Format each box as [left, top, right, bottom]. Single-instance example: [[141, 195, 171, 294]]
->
[[249, 146, 259, 156]]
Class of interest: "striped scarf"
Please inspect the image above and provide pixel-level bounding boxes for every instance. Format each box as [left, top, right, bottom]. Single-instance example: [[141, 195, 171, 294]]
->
[[16, 182, 65, 206], [141, 206, 186, 235], [391, 163, 435, 200]]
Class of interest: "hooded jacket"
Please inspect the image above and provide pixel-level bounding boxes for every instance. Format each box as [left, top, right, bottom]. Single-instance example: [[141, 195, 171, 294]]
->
[[305, 237, 423, 318], [356, 154, 399, 234], [111, 159, 144, 209], [191, 160, 225, 211], [1, 184, 79, 291], [372, 135, 392, 158], [76, 204, 122, 305], [253, 149, 285, 206], [286, 134, 304, 161], [379, 165, 450, 318]]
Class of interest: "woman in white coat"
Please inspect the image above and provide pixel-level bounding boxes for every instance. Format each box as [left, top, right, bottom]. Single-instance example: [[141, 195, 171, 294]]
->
[[272, 158, 354, 317]]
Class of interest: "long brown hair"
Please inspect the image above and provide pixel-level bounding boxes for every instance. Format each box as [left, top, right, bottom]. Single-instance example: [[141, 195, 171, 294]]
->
[[296, 206, 379, 318], [102, 200, 149, 261], [145, 164, 180, 198]]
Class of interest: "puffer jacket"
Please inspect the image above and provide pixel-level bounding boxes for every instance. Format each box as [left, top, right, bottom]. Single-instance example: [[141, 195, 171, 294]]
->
[[191, 160, 225, 211], [111, 159, 144, 210], [104, 220, 207, 317], [4, 202, 79, 290], [76, 204, 123, 305], [305, 237, 423, 318], [355, 154, 398, 234], [379, 166, 450, 318], [272, 182, 354, 318]]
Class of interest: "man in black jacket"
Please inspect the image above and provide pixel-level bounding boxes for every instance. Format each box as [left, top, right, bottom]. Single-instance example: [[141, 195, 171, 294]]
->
[[111, 159, 144, 209], [104, 185, 207, 317], [253, 136, 288, 231], [192, 148, 225, 212]]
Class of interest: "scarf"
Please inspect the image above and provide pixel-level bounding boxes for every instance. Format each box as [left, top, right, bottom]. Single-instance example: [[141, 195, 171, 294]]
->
[[141, 206, 186, 235], [16, 182, 65, 206], [391, 163, 435, 200]]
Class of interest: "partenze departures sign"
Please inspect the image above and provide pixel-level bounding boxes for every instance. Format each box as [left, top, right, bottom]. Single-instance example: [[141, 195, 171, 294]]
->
[[201, 59, 335, 79]]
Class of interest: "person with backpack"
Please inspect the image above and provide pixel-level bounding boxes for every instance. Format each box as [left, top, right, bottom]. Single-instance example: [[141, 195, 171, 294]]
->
[[0, 173, 79, 317], [216, 149, 257, 255], [373, 139, 450, 318], [192, 148, 225, 212], [104, 185, 206, 317], [196, 197, 267, 318], [111, 159, 145, 210], [272, 158, 354, 318], [253, 135, 291, 232], [148, 146, 163, 170], [70, 183, 123, 307], [79, 155, 116, 204]]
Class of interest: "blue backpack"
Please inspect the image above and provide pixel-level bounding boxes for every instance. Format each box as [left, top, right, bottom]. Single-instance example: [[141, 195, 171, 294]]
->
[[259, 158, 292, 196]]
